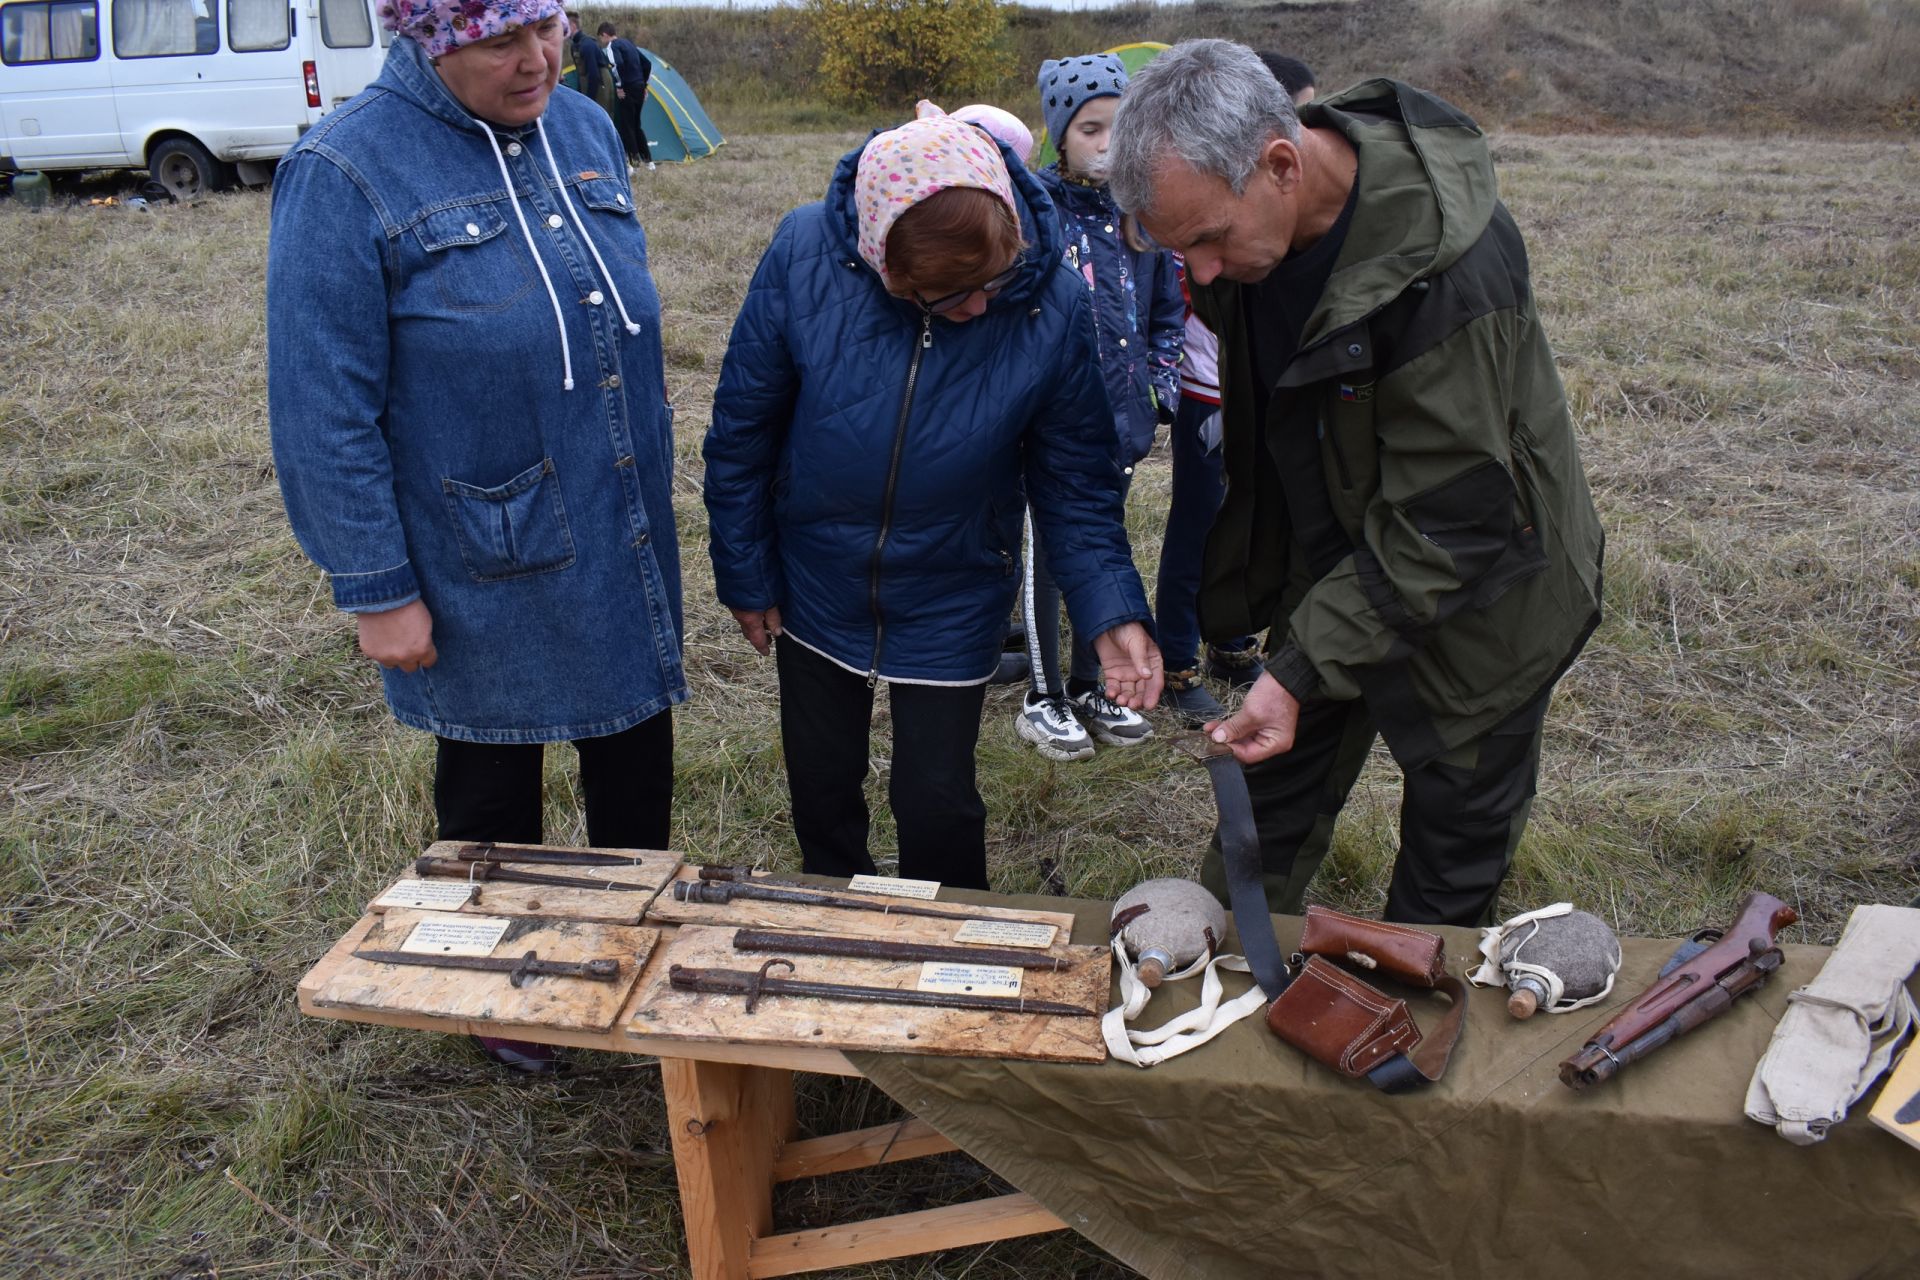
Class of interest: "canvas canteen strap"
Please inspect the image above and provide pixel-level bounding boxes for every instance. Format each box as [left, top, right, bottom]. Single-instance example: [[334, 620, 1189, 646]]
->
[[1101, 937, 1269, 1067]]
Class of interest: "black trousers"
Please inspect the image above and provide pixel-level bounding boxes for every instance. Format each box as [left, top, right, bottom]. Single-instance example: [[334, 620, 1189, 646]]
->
[[1201, 688, 1551, 927], [615, 92, 650, 162], [434, 710, 674, 850], [776, 637, 989, 889]]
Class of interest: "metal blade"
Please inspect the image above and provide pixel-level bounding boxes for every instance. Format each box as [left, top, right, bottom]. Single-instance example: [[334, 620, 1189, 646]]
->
[[671, 878, 998, 924], [415, 856, 649, 892], [731, 928, 1071, 972], [670, 961, 1094, 1018], [458, 842, 656, 868], [354, 948, 622, 986]]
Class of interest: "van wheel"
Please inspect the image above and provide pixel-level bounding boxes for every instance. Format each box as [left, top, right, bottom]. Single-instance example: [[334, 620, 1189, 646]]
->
[[149, 138, 232, 201]]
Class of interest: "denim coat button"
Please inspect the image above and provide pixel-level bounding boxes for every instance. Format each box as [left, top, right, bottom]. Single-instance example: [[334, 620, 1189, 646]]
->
[[506, 142, 522, 157], [588, 290, 604, 305], [465, 222, 479, 237], [606, 373, 621, 388], [546, 214, 563, 229]]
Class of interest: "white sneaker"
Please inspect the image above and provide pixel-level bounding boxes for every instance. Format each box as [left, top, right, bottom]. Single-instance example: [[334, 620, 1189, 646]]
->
[[647, 161, 657, 171], [1070, 688, 1153, 747], [1016, 693, 1095, 762]]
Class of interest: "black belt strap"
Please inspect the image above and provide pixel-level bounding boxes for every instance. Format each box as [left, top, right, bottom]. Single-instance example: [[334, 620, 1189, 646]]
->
[[1175, 733, 1292, 1000]]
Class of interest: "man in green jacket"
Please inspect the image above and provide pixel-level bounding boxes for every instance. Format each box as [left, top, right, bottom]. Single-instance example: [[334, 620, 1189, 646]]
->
[[1109, 41, 1605, 927]]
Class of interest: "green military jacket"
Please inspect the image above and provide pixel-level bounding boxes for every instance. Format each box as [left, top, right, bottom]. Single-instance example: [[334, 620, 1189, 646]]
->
[[1193, 79, 1604, 769]]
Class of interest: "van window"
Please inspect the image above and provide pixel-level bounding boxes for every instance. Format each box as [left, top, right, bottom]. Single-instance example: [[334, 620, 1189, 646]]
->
[[318, 0, 368, 49], [1, 0, 99, 63], [226, 0, 283, 51], [113, 0, 217, 57]]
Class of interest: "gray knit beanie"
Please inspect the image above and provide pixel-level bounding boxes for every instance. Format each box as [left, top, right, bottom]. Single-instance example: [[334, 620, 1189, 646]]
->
[[1038, 53, 1129, 157]]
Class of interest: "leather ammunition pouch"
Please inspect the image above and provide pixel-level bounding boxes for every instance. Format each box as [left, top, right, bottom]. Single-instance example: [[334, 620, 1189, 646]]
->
[[1265, 907, 1469, 1092]]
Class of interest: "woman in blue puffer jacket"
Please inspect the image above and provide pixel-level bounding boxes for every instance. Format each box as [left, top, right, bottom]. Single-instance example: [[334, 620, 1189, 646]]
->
[[703, 109, 1164, 889]]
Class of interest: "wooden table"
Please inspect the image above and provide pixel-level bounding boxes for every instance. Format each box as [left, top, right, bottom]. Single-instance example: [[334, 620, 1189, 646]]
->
[[298, 915, 1069, 1279]]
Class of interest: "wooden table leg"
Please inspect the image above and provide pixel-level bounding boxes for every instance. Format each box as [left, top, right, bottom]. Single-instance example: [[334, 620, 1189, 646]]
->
[[662, 1056, 794, 1280]]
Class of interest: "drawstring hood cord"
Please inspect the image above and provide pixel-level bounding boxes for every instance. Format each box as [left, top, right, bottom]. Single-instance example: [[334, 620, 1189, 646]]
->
[[537, 118, 643, 338], [479, 122, 575, 391]]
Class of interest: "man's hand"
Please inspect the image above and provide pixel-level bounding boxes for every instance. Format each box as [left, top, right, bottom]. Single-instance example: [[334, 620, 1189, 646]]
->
[[1205, 670, 1299, 764], [357, 600, 437, 673], [1094, 622, 1163, 709], [616, 88, 627, 99], [730, 605, 783, 656]]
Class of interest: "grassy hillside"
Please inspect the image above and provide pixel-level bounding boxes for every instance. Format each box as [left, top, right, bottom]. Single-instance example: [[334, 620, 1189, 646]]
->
[[3, 126, 1916, 1274], [591, 0, 1920, 135]]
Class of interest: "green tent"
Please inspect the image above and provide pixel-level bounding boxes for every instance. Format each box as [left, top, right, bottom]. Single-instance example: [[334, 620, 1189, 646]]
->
[[638, 50, 725, 163], [1030, 40, 1168, 169]]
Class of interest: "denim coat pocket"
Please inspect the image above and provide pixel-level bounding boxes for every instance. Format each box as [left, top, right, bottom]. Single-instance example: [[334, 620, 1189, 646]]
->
[[441, 457, 578, 582], [414, 202, 536, 312]]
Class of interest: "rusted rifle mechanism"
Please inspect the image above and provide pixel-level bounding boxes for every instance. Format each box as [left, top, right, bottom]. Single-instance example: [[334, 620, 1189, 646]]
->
[[1559, 890, 1798, 1090], [670, 958, 1095, 1018], [670, 877, 997, 924]]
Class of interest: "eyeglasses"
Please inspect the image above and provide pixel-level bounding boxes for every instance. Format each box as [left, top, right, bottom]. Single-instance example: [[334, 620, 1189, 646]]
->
[[916, 262, 1023, 315]]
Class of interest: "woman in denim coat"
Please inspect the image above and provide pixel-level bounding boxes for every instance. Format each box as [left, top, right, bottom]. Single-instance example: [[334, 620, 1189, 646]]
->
[[266, 0, 685, 1069]]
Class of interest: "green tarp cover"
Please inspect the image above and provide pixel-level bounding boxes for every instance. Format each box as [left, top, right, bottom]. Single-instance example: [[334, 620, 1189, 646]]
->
[[851, 892, 1920, 1279]]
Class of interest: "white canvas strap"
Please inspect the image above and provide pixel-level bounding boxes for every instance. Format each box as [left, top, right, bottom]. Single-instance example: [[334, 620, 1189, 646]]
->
[[1102, 936, 1269, 1068]]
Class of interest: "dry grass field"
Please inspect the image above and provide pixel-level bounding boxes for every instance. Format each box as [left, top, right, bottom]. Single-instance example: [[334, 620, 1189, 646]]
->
[[3, 124, 1917, 1276]]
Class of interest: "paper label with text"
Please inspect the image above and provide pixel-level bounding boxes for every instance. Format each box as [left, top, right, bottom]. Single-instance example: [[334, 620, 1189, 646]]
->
[[916, 963, 1022, 997], [399, 915, 511, 958], [952, 919, 1057, 949], [374, 879, 477, 911], [846, 875, 942, 900]]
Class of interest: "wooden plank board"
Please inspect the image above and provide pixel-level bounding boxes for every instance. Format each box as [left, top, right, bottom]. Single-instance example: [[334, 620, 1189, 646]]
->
[[1868, 1040, 1920, 1152], [627, 925, 1109, 1063], [644, 867, 1078, 949], [367, 841, 681, 925], [308, 908, 657, 1033], [746, 1193, 1065, 1278], [772, 1117, 956, 1183]]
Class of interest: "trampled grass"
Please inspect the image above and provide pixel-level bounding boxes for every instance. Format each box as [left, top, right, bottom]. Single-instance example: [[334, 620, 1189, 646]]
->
[[2, 130, 1916, 1276]]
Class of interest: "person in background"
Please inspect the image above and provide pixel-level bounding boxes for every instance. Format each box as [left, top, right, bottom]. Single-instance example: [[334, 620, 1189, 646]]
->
[[269, 0, 684, 1070], [1109, 41, 1604, 927], [598, 22, 654, 171], [1156, 53, 1318, 727], [564, 11, 602, 104], [1015, 54, 1184, 762], [952, 102, 1034, 168], [704, 108, 1163, 891], [1259, 50, 1317, 104]]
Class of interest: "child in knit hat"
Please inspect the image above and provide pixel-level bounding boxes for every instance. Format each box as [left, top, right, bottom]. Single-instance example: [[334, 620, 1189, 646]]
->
[[1013, 53, 1186, 762]]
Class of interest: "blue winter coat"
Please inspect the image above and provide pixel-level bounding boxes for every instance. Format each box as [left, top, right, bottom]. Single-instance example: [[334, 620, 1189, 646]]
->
[[1036, 167, 1186, 463], [267, 37, 685, 743], [703, 139, 1152, 685]]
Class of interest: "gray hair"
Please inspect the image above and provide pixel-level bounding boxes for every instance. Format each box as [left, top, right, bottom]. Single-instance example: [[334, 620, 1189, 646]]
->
[[1109, 39, 1301, 216]]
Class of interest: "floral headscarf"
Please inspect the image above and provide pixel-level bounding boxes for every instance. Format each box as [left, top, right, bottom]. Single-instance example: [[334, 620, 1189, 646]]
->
[[378, 0, 564, 61], [854, 106, 1017, 283]]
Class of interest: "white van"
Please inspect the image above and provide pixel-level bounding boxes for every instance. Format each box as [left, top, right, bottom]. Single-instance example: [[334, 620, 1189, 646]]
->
[[1, 0, 389, 197]]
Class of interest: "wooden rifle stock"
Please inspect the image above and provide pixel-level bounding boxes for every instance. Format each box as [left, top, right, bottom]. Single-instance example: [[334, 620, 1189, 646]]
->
[[1559, 891, 1797, 1090]]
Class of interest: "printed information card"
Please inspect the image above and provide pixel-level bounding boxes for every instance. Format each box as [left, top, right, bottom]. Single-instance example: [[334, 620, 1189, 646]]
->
[[398, 915, 512, 958], [952, 919, 1058, 949], [374, 879, 478, 911], [846, 875, 942, 900], [916, 962, 1023, 997]]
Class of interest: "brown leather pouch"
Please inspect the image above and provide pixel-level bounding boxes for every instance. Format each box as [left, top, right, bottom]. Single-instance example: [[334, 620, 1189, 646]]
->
[[1298, 905, 1447, 989], [1264, 955, 1423, 1079]]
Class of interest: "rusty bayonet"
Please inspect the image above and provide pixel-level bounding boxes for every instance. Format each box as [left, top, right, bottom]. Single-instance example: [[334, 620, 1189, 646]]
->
[[456, 842, 656, 868], [353, 948, 622, 987], [730, 928, 1071, 972], [697, 864, 815, 887], [414, 855, 648, 892], [670, 958, 1095, 1017], [670, 878, 1003, 924]]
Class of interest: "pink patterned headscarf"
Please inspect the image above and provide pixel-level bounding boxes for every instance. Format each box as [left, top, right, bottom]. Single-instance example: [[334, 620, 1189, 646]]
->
[[378, 0, 564, 61], [855, 107, 1017, 283]]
